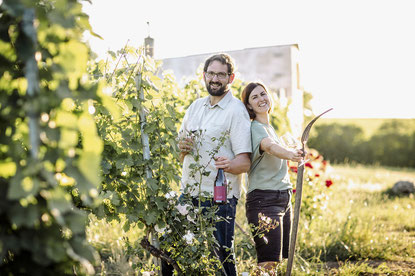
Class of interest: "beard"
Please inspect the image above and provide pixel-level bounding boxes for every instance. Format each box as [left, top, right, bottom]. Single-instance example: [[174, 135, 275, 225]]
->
[[206, 81, 227, 97]]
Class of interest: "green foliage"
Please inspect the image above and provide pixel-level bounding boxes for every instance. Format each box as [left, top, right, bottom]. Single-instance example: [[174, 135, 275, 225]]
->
[[0, 0, 111, 274], [308, 120, 415, 167], [367, 120, 414, 167], [92, 47, 182, 225], [269, 97, 292, 135]]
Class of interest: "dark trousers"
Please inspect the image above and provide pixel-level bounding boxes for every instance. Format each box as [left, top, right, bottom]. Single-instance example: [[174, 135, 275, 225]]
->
[[246, 189, 292, 263], [161, 196, 238, 276]]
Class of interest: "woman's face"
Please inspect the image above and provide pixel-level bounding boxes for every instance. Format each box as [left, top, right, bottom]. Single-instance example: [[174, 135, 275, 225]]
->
[[247, 85, 270, 115]]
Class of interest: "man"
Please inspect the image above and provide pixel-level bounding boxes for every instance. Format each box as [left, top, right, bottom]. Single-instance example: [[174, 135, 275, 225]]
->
[[171, 53, 251, 275]]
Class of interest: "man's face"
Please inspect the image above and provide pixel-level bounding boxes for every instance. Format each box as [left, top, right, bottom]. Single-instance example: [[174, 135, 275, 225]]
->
[[204, 60, 232, 97]]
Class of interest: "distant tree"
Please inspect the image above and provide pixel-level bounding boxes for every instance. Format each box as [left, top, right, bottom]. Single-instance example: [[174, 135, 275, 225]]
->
[[308, 124, 365, 164], [368, 120, 412, 167]]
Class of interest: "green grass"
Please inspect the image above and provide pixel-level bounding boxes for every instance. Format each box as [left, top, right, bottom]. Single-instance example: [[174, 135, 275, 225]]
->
[[86, 215, 147, 275], [293, 164, 415, 274], [87, 164, 415, 275]]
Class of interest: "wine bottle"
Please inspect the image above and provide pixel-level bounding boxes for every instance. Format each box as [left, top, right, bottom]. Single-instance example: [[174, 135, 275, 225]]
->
[[214, 168, 227, 204]]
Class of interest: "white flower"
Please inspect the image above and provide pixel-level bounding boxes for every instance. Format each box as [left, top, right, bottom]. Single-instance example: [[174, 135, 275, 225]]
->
[[165, 191, 176, 199], [176, 203, 190, 216], [183, 230, 194, 245], [165, 191, 177, 205], [154, 224, 166, 234], [187, 214, 195, 223], [260, 214, 272, 224]]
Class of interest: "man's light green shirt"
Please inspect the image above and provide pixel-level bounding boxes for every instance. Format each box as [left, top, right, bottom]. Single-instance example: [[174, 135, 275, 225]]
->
[[247, 120, 292, 194]]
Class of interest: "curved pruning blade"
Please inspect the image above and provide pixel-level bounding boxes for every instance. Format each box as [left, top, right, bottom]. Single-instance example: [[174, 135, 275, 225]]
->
[[301, 108, 333, 145], [286, 107, 333, 276]]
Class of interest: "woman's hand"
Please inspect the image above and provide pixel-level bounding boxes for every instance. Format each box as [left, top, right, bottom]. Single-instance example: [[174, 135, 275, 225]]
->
[[288, 148, 305, 163]]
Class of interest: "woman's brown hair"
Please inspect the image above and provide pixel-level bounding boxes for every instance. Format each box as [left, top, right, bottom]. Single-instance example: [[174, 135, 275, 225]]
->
[[241, 82, 273, 120]]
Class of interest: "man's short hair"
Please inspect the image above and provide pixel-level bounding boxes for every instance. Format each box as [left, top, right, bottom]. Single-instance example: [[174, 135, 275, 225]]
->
[[203, 53, 235, 75]]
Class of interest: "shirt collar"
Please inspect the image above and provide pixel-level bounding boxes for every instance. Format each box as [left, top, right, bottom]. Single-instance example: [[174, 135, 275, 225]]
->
[[204, 90, 233, 109]]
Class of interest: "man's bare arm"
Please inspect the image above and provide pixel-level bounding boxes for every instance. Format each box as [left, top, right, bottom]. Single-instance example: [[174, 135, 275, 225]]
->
[[215, 153, 251, 174]]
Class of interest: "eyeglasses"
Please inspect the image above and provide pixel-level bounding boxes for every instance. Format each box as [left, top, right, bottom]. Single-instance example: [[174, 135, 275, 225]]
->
[[204, 71, 230, 80]]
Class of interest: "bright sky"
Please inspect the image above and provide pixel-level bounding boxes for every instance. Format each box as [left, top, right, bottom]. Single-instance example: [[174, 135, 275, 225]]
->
[[83, 0, 415, 119]]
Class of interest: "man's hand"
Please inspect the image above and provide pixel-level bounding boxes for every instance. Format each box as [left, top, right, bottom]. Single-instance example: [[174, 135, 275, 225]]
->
[[214, 156, 231, 171], [178, 137, 193, 154], [214, 153, 250, 174], [178, 137, 194, 163]]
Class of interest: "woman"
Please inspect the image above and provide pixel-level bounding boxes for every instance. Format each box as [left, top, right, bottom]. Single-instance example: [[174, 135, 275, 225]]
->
[[241, 82, 303, 274]]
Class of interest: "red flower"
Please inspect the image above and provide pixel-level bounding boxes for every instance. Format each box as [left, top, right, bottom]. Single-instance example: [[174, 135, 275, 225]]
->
[[305, 162, 313, 169], [290, 166, 298, 173], [325, 179, 333, 188], [293, 189, 296, 193], [315, 173, 320, 177]]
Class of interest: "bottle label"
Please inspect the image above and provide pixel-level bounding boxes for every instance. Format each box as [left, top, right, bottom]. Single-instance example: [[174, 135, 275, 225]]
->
[[214, 186, 227, 202]]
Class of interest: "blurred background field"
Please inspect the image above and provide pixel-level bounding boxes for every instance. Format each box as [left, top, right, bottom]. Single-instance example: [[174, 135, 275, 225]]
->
[[318, 118, 415, 139], [308, 118, 415, 168]]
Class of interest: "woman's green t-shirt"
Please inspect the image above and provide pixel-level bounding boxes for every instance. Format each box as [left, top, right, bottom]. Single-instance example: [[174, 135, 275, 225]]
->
[[247, 120, 292, 194]]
